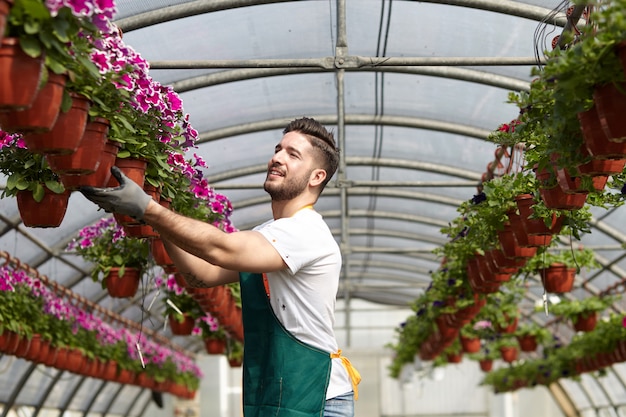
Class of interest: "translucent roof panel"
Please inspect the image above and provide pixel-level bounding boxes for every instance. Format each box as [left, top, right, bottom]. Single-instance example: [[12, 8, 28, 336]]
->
[[1, 1, 624, 416]]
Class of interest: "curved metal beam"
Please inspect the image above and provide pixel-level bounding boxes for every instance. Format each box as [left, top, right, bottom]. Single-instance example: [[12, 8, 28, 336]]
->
[[169, 66, 530, 94], [207, 156, 485, 183], [197, 114, 493, 144], [114, 0, 567, 34]]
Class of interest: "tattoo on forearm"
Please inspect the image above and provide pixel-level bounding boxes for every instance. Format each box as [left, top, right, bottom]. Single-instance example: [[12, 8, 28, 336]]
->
[[183, 272, 210, 288]]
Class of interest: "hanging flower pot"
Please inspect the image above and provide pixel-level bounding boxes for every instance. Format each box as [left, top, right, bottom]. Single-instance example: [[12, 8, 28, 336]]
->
[[22, 92, 90, 155], [577, 155, 626, 176], [573, 312, 598, 332], [46, 117, 109, 175], [16, 188, 70, 228], [111, 157, 148, 227], [123, 223, 158, 239], [169, 314, 195, 336], [0, 72, 67, 133], [538, 263, 575, 293], [60, 139, 121, 190], [151, 237, 174, 267], [578, 107, 626, 159], [479, 359, 493, 372], [515, 194, 562, 240], [556, 167, 608, 194], [460, 336, 481, 353], [498, 223, 537, 260], [0, 37, 43, 110], [538, 182, 587, 210], [22, 334, 43, 361], [13, 334, 32, 358], [499, 346, 518, 363], [204, 337, 227, 355], [104, 267, 142, 298], [593, 82, 626, 143], [446, 352, 463, 363], [516, 335, 538, 352], [496, 316, 518, 334]]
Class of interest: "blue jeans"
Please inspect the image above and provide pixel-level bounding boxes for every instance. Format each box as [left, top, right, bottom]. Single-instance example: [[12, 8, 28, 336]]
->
[[324, 392, 354, 417]]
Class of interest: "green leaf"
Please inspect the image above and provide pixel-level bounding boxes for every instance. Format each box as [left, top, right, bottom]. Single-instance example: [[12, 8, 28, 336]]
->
[[32, 183, 44, 202], [113, 254, 124, 266], [44, 180, 64, 194], [18, 36, 42, 58]]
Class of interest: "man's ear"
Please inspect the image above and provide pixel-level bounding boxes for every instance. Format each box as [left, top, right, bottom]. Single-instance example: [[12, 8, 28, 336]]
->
[[310, 168, 327, 187]]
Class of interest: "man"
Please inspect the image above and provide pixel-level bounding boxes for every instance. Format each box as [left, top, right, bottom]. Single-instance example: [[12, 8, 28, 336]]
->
[[81, 117, 360, 417]]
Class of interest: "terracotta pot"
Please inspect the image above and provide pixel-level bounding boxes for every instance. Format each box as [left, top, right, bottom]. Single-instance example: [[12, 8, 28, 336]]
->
[[500, 346, 518, 363], [228, 358, 243, 368], [123, 223, 158, 239], [117, 369, 135, 384], [109, 157, 147, 188], [151, 237, 174, 267], [467, 257, 499, 294], [34, 337, 50, 364], [435, 315, 459, 343], [556, 165, 608, 194], [22, 92, 91, 155], [579, 107, 626, 159], [0, 72, 67, 133], [101, 360, 118, 381], [538, 183, 587, 210], [46, 117, 109, 175], [460, 336, 481, 353], [508, 210, 549, 248], [577, 155, 626, 176], [539, 263, 576, 293], [64, 348, 85, 374], [496, 316, 518, 334], [594, 82, 626, 143], [43, 343, 58, 367], [111, 157, 148, 226], [16, 188, 70, 228], [498, 223, 537, 260], [136, 372, 156, 389], [517, 334, 538, 352], [82, 358, 101, 377], [169, 314, 195, 336], [573, 312, 598, 332], [105, 267, 141, 298], [204, 338, 227, 355], [60, 139, 121, 190], [0, 37, 43, 110], [13, 334, 31, 358], [446, 352, 463, 363], [515, 194, 563, 238], [22, 334, 43, 361], [479, 359, 493, 372]]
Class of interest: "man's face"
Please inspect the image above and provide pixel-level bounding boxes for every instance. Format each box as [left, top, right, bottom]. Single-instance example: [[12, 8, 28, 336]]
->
[[263, 131, 316, 201]]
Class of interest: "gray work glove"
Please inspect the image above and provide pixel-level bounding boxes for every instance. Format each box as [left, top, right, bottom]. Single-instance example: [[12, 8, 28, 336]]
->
[[80, 166, 152, 221]]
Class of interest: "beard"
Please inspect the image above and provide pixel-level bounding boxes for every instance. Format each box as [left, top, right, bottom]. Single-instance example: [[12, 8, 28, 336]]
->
[[264, 168, 311, 201]]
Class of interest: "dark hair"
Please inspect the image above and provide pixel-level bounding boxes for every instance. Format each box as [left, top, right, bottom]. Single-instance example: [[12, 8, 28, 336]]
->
[[283, 117, 339, 190]]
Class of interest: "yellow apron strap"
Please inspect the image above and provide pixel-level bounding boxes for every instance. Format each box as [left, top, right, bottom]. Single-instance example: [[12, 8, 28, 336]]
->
[[331, 349, 361, 400]]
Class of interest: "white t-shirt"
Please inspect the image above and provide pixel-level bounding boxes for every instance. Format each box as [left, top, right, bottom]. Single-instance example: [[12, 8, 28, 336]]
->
[[254, 208, 353, 400]]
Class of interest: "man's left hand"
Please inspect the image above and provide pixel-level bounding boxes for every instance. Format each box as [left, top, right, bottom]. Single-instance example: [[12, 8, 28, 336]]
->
[[80, 166, 152, 221]]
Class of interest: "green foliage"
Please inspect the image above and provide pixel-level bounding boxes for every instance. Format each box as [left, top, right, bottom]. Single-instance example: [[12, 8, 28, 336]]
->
[[546, 294, 617, 320], [522, 246, 600, 271], [66, 217, 150, 284], [0, 144, 65, 201]]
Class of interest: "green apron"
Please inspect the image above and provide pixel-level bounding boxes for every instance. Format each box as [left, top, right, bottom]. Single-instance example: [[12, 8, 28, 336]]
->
[[239, 272, 332, 417]]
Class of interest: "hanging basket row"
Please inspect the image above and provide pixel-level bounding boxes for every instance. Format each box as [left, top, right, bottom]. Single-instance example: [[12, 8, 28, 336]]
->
[[0, 330, 195, 399]]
